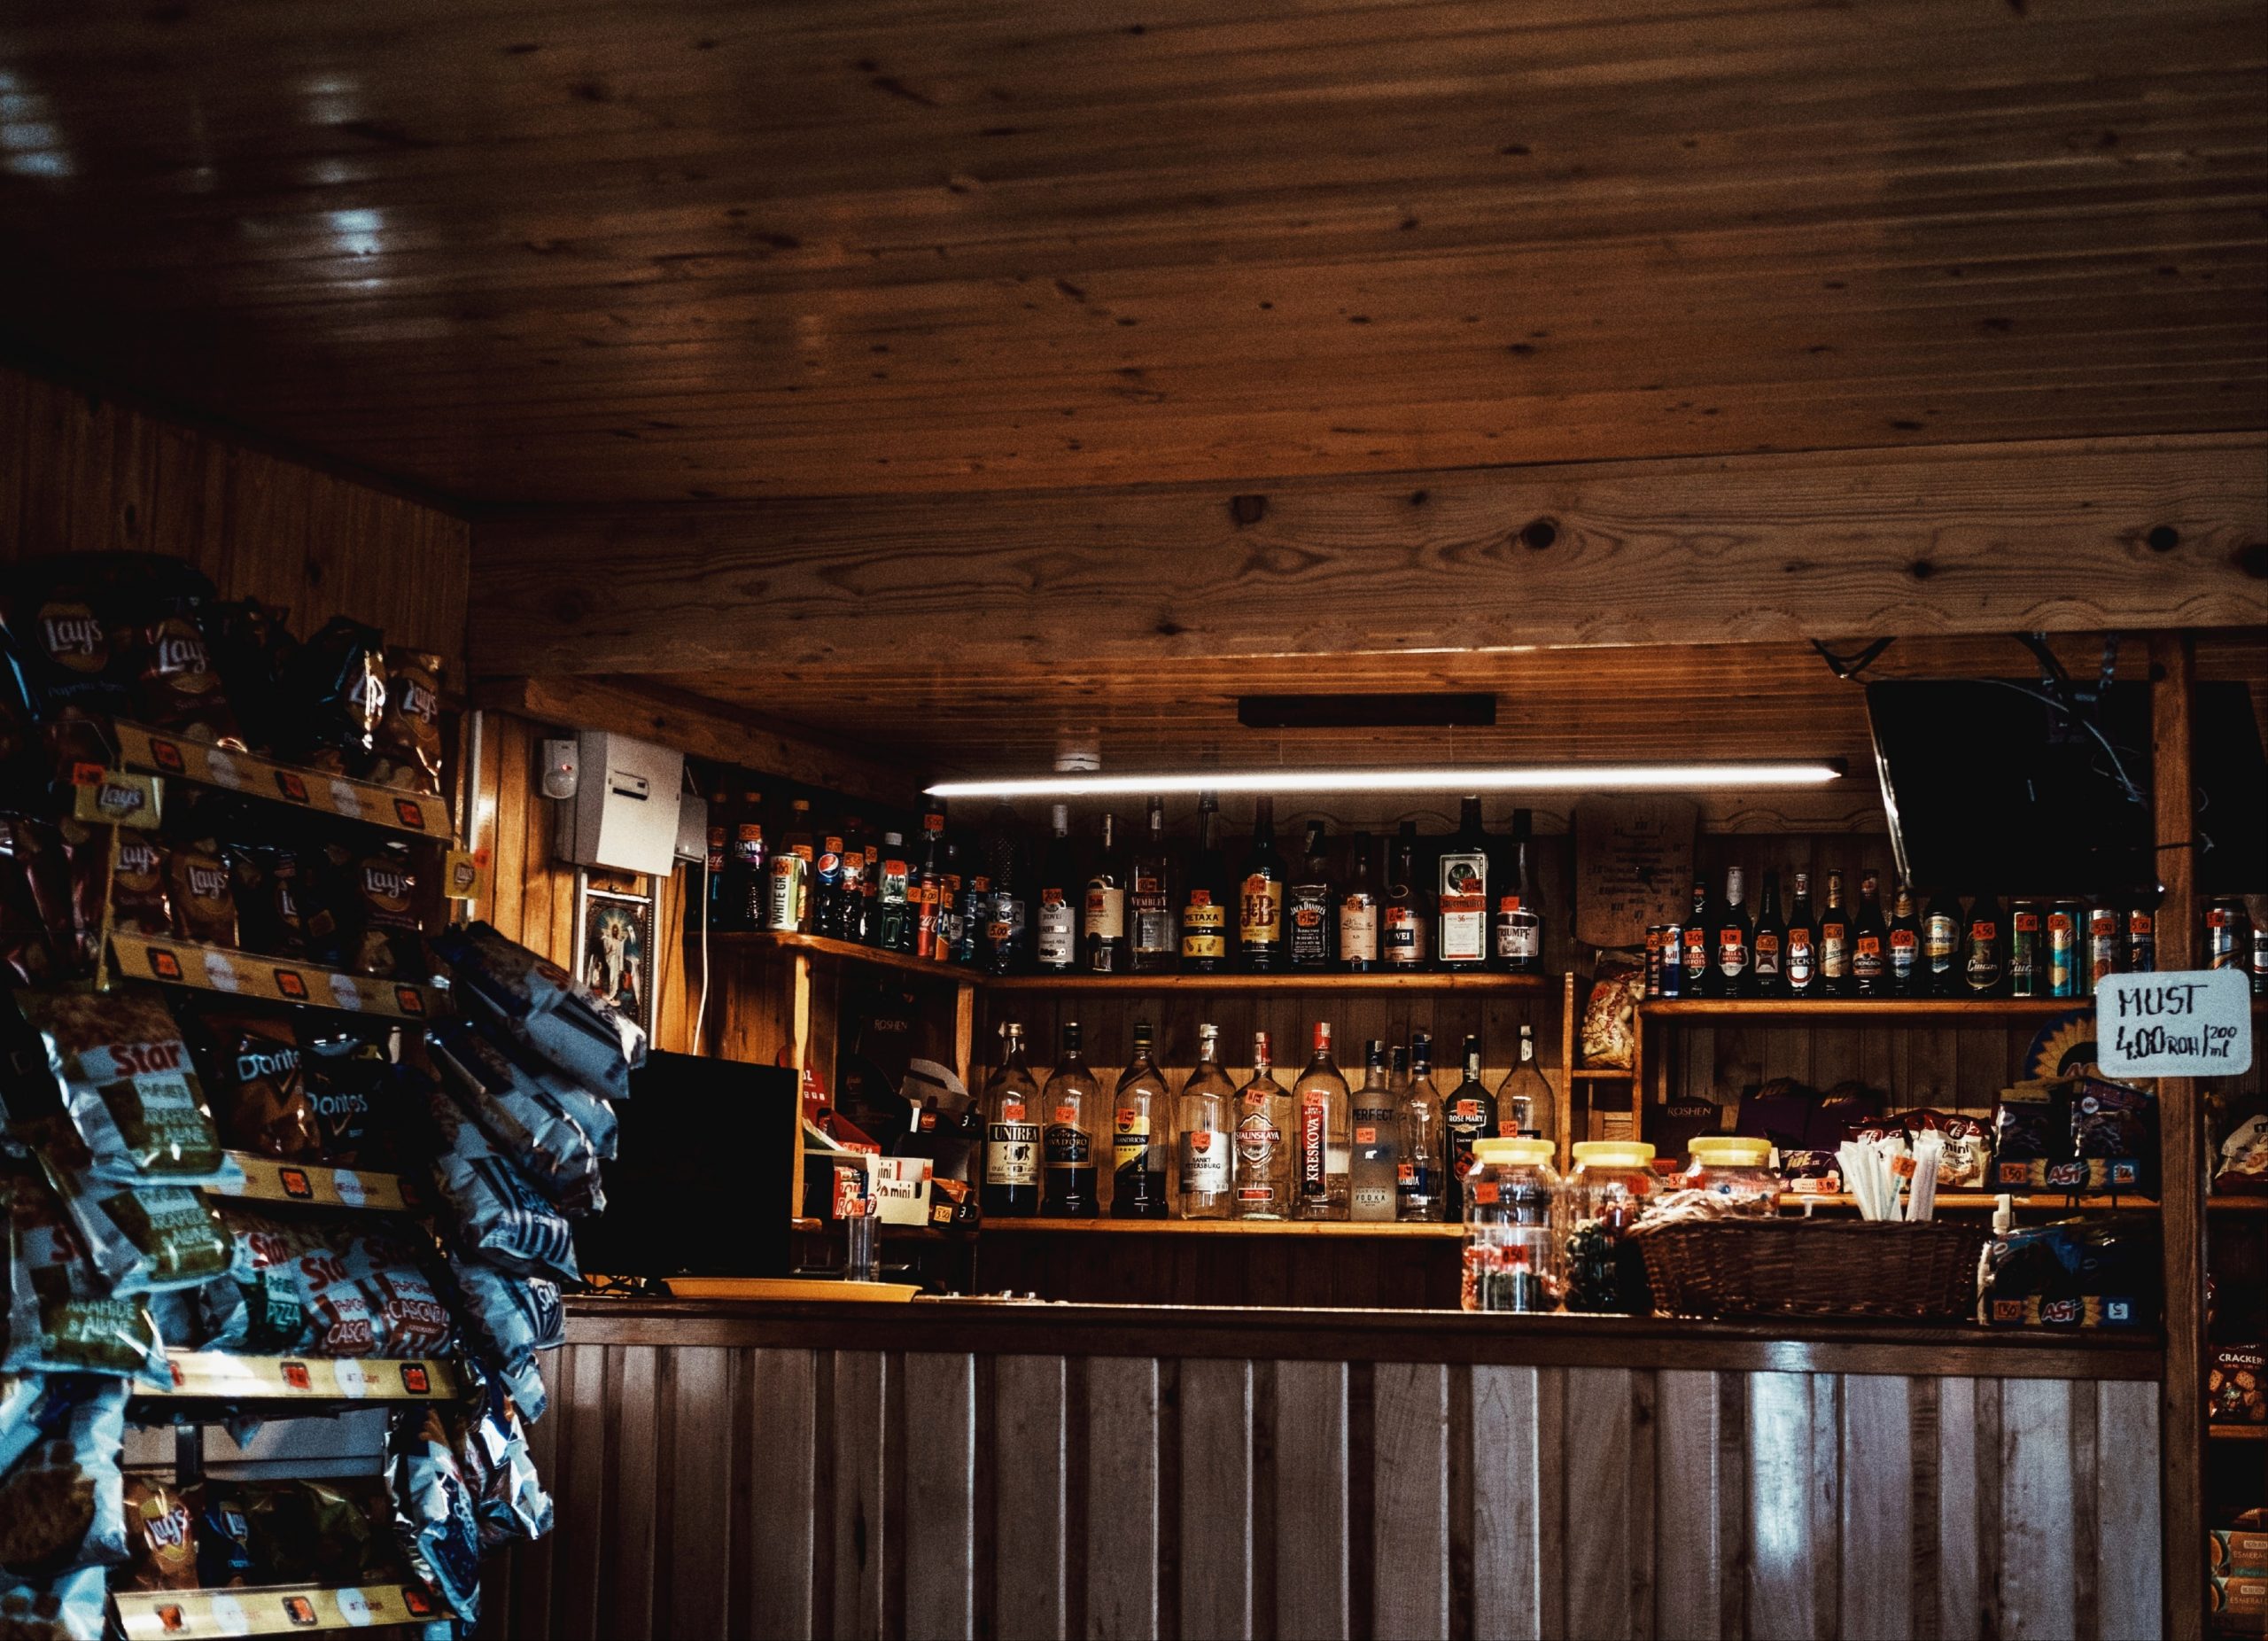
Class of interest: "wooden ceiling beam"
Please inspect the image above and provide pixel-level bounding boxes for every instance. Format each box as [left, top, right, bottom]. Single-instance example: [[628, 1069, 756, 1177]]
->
[[470, 432, 2268, 677]]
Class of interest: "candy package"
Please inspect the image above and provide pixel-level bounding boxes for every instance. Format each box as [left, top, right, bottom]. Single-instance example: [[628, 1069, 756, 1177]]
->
[[386, 1405, 482, 1625], [445, 1254, 560, 1423], [18, 991, 239, 1189], [419, 1077, 577, 1283], [0, 1564, 109, 1641], [2, 1148, 168, 1383], [0, 1374, 127, 1578], [1983, 1213, 2161, 1328], [2071, 1078, 2158, 1193], [429, 1022, 605, 1217], [434, 921, 645, 1102]]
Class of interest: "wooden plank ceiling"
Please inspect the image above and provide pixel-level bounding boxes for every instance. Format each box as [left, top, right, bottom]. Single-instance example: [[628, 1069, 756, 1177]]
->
[[0, 0, 2260, 508]]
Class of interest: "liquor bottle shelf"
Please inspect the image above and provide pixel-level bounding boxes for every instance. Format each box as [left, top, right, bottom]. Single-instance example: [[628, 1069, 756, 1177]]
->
[[696, 929, 978, 984], [1642, 998, 2080, 1021], [1778, 1192, 2164, 1212], [986, 969, 1552, 993], [1569, 1066, 1635, 1079], [140, 1351, 459, 1402], [107, 719, 454, 839], [206, 1151, 411, 1212], [107, 931, 438, 1020], [2209, 1424, 2268, 1442], [980, 1217, 1464, 1238], [112, 1583, 447, 1640]]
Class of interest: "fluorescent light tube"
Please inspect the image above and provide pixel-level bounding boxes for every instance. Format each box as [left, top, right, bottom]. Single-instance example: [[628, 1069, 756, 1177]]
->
[[925, 761, 1845, 800]]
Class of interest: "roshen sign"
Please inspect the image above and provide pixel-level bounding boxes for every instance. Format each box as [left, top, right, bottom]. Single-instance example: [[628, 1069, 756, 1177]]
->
[[2095, 968, 2254, 1079]]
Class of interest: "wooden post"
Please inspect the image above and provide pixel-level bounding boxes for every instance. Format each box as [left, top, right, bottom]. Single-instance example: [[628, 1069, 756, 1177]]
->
[[2150, 631, 2205, 1641]]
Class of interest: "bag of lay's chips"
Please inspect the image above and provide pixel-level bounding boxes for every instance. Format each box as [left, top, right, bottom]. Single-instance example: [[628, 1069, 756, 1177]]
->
[[16, 991, 240, 1190], [120, 1475, 200, 1591]]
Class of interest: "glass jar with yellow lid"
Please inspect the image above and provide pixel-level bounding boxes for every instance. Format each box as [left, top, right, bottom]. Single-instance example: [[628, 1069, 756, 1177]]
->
[[1680, 1135, 1780, 1215], [1460, 1137, 1563, 1312], [1564, 1139, 1656, 1313]]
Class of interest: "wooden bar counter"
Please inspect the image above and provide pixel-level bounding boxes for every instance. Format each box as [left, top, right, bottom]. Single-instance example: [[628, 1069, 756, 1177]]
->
[[495, 1297, 2163, 1641]]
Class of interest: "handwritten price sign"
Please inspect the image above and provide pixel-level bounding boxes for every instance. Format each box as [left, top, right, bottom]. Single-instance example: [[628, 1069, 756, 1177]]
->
[[2095, 968, 2253, 1078]]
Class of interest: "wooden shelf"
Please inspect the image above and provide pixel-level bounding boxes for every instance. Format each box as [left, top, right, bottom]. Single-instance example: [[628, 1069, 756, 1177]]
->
[[108, 719, 453, 839], [1643, 998, 2078, 1021], [107, 932, 439, 1020], [981, 1216, 1462, 1238], [1779, 1192, 2162, 1212], [2209, 1424, 2268, 1441], [113, 1583, 446, 1640], [698, 929, 978, 984], [1570, 1066, 1634, 1079], [986, 969, 1551, 992]]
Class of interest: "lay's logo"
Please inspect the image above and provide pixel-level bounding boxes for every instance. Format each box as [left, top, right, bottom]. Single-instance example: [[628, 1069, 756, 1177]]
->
[[38, 602, 105, 673], [361, 862, 410, 906], [185, 862, 229, 902], [146, 617, 212, 681]]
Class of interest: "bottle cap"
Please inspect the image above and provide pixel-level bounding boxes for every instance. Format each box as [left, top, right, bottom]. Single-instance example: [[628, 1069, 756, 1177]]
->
[[1571, 1140, 1657, 1169], [1473, 1137, 1555, 1167], [1687, 1136, 1772, 1168]]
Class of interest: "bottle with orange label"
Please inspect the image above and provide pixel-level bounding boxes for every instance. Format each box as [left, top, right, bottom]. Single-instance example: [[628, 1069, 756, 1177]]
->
[[1177, 1024, 1237, 1220], [981, 1023, 1041, 1218], [1292, 1021, 1350, 1219], [876, 830, 913, 953], [1033, 803, 1077, 972], [1962, 890, 2006, 995], [1040, 1021, 1101, 1217], [1231, 1030, 1291, 1219], [1237, 797, 1285, 971], [1442, 1035, 1497, 1216], [1348, 1039, 1400, 1222], [1111, 1022, 1169, 1218], [1397, 1040, 1447, 1223], [764, 797, 814, 935], [1180, 791, 1229, 974]]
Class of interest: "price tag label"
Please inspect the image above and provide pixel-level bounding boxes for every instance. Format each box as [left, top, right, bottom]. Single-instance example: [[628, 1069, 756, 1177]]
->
[[327, 972, 367, 1011], [2096, 968, 2254, 1078]]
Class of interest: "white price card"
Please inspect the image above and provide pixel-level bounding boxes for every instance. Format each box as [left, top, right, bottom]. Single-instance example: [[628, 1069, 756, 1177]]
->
[[2095, 968, 2254, 1078]]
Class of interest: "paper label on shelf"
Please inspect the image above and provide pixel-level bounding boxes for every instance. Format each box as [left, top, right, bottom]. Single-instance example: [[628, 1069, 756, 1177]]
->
[[338, 1587, 378, 1627], [204, 749, 248, 789], [202, 950, 244, 992], [330, 1169, 367, 1209], [327, 972, 366, 1011], [2096, 968, 2253, 1077], [208, 1593, 250, 1634], [333, 1358, 373, 1399]]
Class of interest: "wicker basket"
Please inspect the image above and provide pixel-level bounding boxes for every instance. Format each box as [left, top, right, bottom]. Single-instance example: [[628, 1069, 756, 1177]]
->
[[1632, 1217, 1988, 1322]]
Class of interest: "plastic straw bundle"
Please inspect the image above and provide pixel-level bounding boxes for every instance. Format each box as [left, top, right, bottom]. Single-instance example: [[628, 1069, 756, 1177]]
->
[[1837, 1131, 1946, 1222]]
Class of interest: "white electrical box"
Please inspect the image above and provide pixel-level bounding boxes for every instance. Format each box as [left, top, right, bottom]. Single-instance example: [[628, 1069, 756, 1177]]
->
[[553, 730, 685, 876]]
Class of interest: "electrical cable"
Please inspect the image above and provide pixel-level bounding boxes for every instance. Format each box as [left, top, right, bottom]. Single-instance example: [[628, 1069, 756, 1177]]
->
[[1810, 636, 1896, 680]]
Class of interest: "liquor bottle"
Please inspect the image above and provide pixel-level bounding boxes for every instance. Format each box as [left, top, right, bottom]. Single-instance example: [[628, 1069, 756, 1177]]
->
[[765, 797, 815, 933], [2125, 893, 2157, 974], [1817, 869, 1851, 998], [1437, 796, 1491, 968], [1040, 1021, 1100, 1217], [2009, 899, 2041, 997], [1339, 831, 1379, 971], [1231, 1030, 1291, 1220], [841, 823, 871, 945], [1885, 880, 1921, 996], [1397, 1040, 1446, 1223], [1442, 1036, 1497, 1213], [1962, 890, 2006, 995], [876, 831, 913, 953], [698, 789, 731, 930], [1285, 820, 1335, 972], [1383, 821, 1430, 969], [1498, 1023, 1554, 1143], [1681, 877, 1711, 997], [980, 1023, 1041, 1217], [2085, 903, 2122, 993], [1033, 804, 1078, 972], [1292, 1022, 1351, 1219], [910, 801, 946, 957], [1082, 812, 1130, 973], [1751, 869, 1787, 998], [939, 841, 967, 963], [1129, 797, 1176, 974], [954, 862, 986, 967], [1237, 797, 1286, 971], [727, 789, 767, 931], [1180, 791, 1230, 973], [1176, 1023, 1237, 1220], [1920, 886, 1963, 998], [981, 800, 1029, 974], [859, 836, 880, 945], [813, 823, 848, 938], [1347, 1040, 1400, 1222], [1111, 1022, 1169, 1218], [1783, 871, 1819, 999], [1713, 867, 1753, 998], [1494, 808, 1544, 974]]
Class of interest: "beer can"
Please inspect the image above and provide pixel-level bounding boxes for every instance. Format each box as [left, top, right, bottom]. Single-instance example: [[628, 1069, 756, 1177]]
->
[[2085, 904, 2120, 992], [2008, 900, 2039, 998], [2047, 900, 2081, 998], [2252, 927, 2268, 996], [1659, 922, 1685, 998], [1643, 927, 1663, 998], [2125, 906, 2155, 974]]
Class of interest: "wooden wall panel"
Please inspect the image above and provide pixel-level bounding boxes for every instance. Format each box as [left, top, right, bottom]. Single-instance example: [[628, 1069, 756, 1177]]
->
[[512, 1336, 2163, 1641], [0, 365, 469, 673]]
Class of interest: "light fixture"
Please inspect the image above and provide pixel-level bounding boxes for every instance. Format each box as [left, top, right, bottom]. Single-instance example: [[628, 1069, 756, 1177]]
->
[[925, 760, 1845, 800]]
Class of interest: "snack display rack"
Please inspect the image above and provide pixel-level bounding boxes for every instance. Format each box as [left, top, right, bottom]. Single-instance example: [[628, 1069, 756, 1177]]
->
[[111, 1580, 446, 1640], [104, 720, 453, 839], [104, 930, 439, 1021], [140, 1352, 461, 1405], [207, 1151, 413, 1213]]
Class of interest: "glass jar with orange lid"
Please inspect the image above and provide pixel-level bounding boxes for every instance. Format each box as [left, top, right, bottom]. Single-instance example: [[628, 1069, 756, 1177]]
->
[[1564, 1140, 1656, 1313], [1460, 1137, 1563, 1312], [1680, 1135, 1780, 1215]]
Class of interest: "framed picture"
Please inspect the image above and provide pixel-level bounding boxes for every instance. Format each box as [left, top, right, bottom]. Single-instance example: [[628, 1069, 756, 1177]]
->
[[573, 872, 657, 1037]]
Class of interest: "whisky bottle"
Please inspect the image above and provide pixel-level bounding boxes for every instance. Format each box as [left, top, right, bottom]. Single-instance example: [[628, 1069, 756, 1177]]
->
[[1176, 1023, 1237, 1220], [1396, 1041, 1446, 1223], [1111, 1022, 1169, 1218], [1082, 812, 1129, 973], [1348, 1041, 1400, 1222], [1285, 820, 1334, 972], [1231, 1031, 1291, 1220], [1040, 1021, 1100, 1217], [1238, 797, 1286, 971], [1129, 797, 1176, 973], [1033, 804, 1077, 972], [1383, 821, 1430, 969], [1180, 791, 1230, 973], [1292, 1021, 1350, 1219], [980, 1023, 1041, 1217], [1494, 808, 1544, 974], [1338, 831, 1379, 971], [1497, 1024, 1554, 1143], [1437, 796, 1490, 968]]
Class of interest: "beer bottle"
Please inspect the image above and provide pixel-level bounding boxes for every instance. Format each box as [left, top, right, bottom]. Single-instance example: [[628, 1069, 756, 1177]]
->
[[1852, 872, 1890, 997], [1237, 798, 1286, 971], [1040, 1021, 1100, 1217], [1082, 812, 1130, 973], [1110, 1023, 1169, 1219], [1885, 880, 1921, 996], [1961, 890, 2006, 995], [1920, 887, 1963, 998], [980, 1023, 1041, 1217], [1714, 867, 1753, 999], [1751, 869, 1788, 998], [1033, 804, 1078, 972], [1338, 832, 1379, 971], [1179, 791, 1230, 973], [1817, 869, 1851, 997], [1783, 871, 1819, 1000]]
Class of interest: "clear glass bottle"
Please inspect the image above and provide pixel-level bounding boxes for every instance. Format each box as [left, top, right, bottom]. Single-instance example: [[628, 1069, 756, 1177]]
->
[[1442, 1034, 1496, 1215], [980, 1023, 1040, 1218], [1563, 1140, 1657, 1314], [1339, 831, 1379, 971], [1176, 1023, 1236, 1219], [1082, 812, 1129, 973], [1497, 1024, 1554, 1143], [1292, 1021, 1350, 1219], [1129, 797, 1176, 973], [1398, 1038, 1447, 1223], [1040, 1021, 1100, 1217], [1462, 1137, 1564, 1312], [1348, 1039, 1400, 1221], [1231, 1030, 1291, 1220], [1110, 1021, 1169, 1218]]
